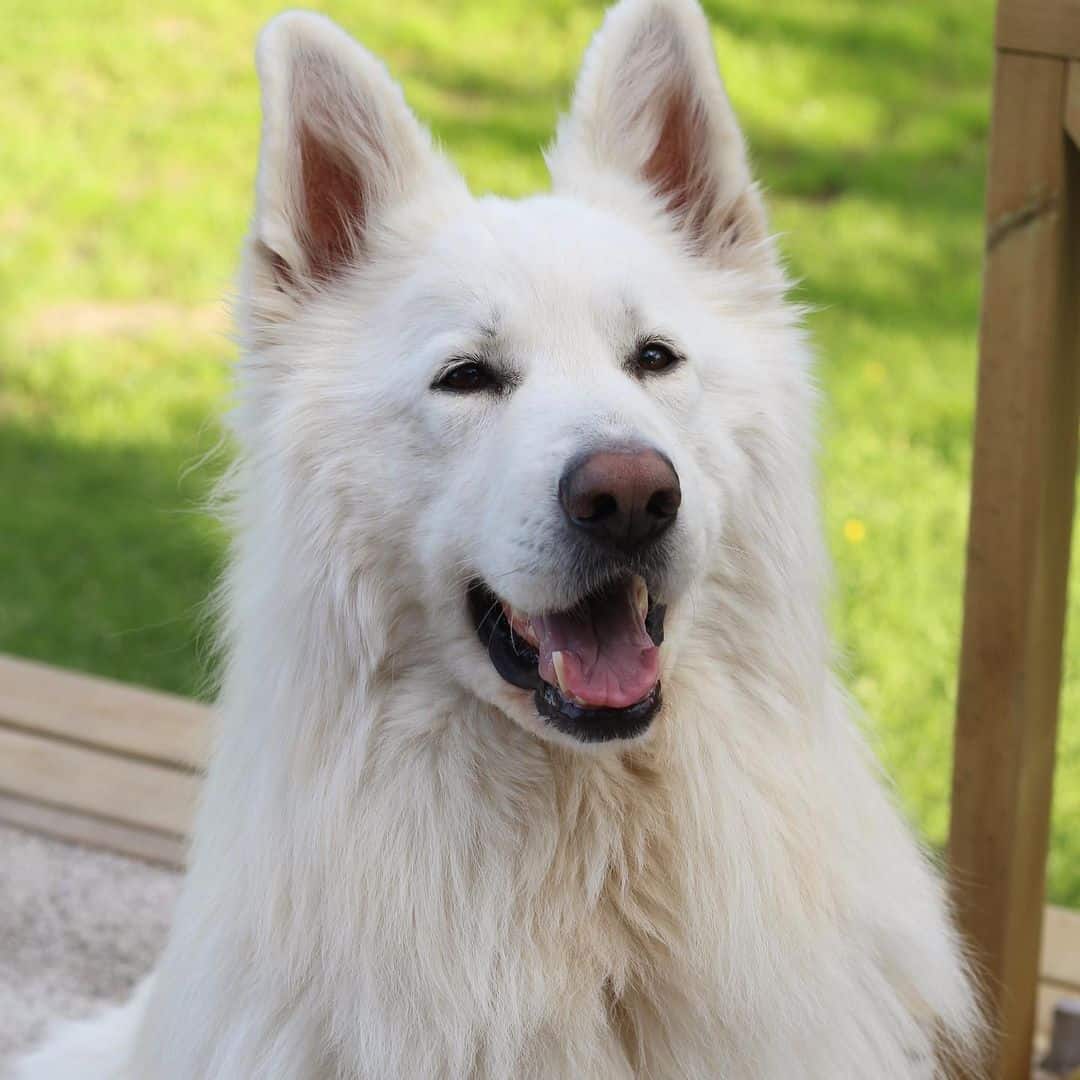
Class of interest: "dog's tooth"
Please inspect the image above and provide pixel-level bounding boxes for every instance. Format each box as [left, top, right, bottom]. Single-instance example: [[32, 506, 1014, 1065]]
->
[[551, 651, 568, 691], [550, 653, 588, 706], [632, 575, 648, 618]]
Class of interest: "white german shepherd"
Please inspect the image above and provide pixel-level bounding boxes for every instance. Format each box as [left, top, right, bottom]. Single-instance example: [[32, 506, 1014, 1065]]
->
[[16, 1, 982, 1076]]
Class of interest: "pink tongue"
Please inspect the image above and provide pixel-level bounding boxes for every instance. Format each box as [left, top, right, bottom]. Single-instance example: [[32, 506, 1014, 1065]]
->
[[532, 582, 659, 709]]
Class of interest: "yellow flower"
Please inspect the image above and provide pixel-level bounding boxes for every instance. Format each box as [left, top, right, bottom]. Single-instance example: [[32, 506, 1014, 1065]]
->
[[843, 518, 867, 544]]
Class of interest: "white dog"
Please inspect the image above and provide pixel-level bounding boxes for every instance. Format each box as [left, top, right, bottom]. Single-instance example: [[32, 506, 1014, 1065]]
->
[[15, 1, 982, 1076]]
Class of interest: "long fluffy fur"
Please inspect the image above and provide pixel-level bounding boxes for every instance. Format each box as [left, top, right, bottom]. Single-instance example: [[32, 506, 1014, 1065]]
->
[[13, 2, 981, 1077]]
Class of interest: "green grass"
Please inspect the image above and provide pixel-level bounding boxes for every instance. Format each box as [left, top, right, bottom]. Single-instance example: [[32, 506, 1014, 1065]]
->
[[1, 1, 1077, 903]]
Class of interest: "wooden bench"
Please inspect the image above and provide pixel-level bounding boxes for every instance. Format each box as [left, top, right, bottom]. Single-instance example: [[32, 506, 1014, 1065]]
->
[[0, 653, 207, 866]]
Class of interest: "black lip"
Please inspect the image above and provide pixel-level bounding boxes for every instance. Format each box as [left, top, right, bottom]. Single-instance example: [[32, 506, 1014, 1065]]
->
[[536, 681, 662, 742], [468, 581, 542, 692], [467, 580, 666, 743]]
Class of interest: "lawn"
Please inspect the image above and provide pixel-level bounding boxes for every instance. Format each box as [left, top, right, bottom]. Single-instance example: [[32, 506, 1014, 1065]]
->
[[1, 0, 1077, 903]]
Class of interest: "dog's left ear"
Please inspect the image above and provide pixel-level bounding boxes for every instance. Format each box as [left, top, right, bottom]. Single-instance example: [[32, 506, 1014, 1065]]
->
[[549, 0, 771, 266]]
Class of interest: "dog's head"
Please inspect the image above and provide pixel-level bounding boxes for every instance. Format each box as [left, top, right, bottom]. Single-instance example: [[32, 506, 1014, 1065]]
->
[[241, 0, 813, 749]]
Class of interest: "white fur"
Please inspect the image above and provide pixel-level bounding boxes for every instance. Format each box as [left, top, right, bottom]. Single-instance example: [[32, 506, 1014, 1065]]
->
[[13, 2, 982, 1076]]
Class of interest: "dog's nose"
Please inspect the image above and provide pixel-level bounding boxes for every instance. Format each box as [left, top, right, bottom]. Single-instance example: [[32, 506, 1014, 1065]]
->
[[559, 445, 681, 554]]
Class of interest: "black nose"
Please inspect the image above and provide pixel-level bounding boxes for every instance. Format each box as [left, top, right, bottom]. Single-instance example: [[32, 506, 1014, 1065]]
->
[[558, 445, 681, 555]]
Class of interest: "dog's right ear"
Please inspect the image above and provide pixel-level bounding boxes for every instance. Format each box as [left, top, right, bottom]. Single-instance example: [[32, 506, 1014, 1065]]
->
[[249, 13, 461, 317]]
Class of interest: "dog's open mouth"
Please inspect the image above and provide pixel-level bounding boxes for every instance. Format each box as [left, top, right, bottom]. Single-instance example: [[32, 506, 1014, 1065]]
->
[[468, 575, 666, 742]]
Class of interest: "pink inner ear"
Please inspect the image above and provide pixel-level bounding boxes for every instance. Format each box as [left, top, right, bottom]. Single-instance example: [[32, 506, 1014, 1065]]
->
[[641, 89, 746, 251], [299, 124, 365, 282], [643, 89, 713, 236]]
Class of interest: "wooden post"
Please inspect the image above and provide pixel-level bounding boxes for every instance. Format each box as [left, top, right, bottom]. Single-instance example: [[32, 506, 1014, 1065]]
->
[[949, 13, 1080, 1078]]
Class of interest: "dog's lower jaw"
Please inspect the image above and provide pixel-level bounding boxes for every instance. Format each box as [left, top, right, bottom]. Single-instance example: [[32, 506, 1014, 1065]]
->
[[535, 680, 662, 743]]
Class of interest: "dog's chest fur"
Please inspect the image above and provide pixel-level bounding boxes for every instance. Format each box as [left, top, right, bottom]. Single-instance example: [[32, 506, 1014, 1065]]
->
[[312, 691, 709, 1075], [541, 749, 702, 1072], [325, 689, 815, 1077]]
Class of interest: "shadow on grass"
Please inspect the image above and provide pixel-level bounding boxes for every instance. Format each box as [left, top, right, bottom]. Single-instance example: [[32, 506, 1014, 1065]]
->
[[701, 0, 990, 84], [0, 421, 226, 699]]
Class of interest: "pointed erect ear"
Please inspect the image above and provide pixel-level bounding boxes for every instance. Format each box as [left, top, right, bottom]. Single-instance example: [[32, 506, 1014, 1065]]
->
[[549, 0, 770, 264], [250, 13, 460, 310]]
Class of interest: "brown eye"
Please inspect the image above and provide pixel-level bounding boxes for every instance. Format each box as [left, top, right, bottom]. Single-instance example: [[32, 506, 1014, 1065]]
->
[[636, 341, 680, 374], [435, 361, 499, 393]]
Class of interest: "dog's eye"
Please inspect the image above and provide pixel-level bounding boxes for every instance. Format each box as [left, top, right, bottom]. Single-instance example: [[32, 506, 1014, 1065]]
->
[[635, 341, 681, 375], [435, 360, 499, 393]]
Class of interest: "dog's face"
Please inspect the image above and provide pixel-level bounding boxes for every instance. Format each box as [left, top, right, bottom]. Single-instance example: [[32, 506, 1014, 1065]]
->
[[245, 0, 801, 748], [408, 197, 721, 746]]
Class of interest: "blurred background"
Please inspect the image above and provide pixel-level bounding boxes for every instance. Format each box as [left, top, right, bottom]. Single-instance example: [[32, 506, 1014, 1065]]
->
[[0, 0, 1077, 902]]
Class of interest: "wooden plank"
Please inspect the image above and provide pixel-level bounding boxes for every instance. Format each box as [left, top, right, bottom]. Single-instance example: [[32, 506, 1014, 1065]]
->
[[0, 725, 200, 835], [948, 50, 1080, 1080], [0, 793, 187, 868], [997, 0, 1080, 59], [0, 653, 210, 770], [1043, 905, 1080, 989], [1068, 61, 1080, 147], [1037, 981, 1058, 1037]]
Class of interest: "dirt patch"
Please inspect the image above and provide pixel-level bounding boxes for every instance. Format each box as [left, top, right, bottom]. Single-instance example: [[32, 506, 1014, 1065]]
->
[[22, 300, 230, 347]]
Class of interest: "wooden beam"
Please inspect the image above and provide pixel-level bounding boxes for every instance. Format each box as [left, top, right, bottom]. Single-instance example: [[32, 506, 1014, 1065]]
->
[[949, 49, 1080, 1080], [0, 653, 210, 770], [997, 0, 1080, 59], [0, 724, 200, 835], [0, 793, 187, 867]]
